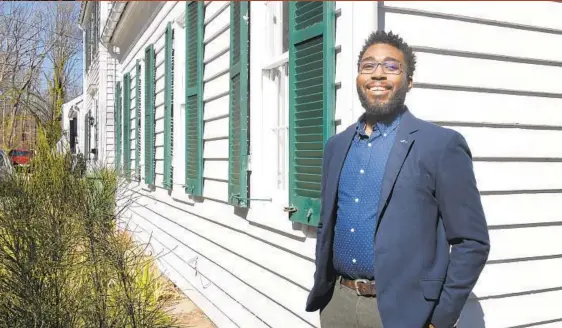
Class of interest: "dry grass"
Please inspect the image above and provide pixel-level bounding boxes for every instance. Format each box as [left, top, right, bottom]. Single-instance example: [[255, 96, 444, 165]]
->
[[0, 132, 187, 327]]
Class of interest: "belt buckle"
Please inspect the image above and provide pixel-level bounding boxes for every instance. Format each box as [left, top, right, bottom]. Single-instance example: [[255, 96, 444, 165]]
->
[[353, 279, 369, 296]]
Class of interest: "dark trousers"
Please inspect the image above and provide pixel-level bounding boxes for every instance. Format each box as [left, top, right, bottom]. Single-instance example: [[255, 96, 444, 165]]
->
[[320, 277, 384, 328]]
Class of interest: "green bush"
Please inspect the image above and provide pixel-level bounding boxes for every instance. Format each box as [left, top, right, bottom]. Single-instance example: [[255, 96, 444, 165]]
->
[[0, 132, 180, 328]]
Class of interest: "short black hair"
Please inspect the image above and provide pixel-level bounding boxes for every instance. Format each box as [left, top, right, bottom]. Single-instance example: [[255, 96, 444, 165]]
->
[[357, 30, 416, 80]]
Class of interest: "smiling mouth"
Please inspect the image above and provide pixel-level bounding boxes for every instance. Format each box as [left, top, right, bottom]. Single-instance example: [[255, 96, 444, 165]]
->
[[367, 86, 392, 96]]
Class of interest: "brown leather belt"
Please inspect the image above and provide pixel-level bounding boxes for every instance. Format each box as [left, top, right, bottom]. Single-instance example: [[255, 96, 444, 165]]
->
[[340, 277, 377, 297]]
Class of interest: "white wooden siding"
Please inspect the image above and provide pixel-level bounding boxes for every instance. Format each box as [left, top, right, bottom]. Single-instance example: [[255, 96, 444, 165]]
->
[[119, 2, 324, 327], [85, 45, 116, 165], [384, 1, 562, 30], [383, 1, 562, 327], [110, 2, 562, 328]]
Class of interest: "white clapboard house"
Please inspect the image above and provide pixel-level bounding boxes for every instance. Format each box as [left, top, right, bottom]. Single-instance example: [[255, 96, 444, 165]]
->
[[79, 1, 562, 327]]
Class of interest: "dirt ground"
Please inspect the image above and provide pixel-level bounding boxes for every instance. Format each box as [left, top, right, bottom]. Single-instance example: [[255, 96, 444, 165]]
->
[[167, 297, 216, 328]]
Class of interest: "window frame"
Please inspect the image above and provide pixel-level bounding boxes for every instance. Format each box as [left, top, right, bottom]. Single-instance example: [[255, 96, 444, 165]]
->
[[135, 60, 142, 181], [260, 1, 291, 211], [123, 72, 132, 180]]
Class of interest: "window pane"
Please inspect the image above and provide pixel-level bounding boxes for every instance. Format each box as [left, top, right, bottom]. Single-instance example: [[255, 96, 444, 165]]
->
[[282, 2, 289, 53]]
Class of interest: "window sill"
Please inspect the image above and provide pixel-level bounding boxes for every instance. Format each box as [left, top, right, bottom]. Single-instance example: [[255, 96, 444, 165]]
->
[[246, 202, 307, 239], [262, 52, 288, 70], [170, 187, 196, 206]]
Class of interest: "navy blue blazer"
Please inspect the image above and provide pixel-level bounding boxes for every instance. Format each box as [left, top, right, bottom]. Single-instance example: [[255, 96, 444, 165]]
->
[[306, 109, 490, 328]]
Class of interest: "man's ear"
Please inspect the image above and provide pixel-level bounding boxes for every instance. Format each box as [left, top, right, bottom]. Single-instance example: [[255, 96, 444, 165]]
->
[[407, 78, 413, 91]]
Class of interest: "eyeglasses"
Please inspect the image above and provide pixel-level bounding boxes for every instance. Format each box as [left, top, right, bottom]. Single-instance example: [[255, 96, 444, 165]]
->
[[359, 60, 404, 75]]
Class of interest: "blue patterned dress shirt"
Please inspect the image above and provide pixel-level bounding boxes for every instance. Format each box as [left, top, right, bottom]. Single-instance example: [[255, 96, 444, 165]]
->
[[332, 113, 402, 279]]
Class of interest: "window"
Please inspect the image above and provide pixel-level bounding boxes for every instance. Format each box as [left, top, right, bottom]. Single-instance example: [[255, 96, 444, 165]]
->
[[9, 150, 31, 157], [70, 118, 78, 154], [184, 1, 204, 196], [135, 61, 142, 180], [257, 2, 335, 226], [123, 73, 131, 179], [228, 1, 250, 207], [261, 2, 290, 208]]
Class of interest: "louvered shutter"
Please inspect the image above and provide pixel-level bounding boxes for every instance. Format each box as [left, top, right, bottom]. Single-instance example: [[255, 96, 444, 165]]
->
[[288, 2, 335, 225], [163, 23, 174, 190], [85, 24, 91, 69], [115, 81, 122, 170], [135, 60, 141, 181], [144, 45, 156, 185], [228, 1, 250, 207], [123, 72, 131, 180], [184, 1, 204, 196]]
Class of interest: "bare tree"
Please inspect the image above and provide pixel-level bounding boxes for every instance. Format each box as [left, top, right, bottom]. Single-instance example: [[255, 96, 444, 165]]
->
[[0, 2, 82, 149], [0, 2, 49, 149], [42, 2, 82, 146]]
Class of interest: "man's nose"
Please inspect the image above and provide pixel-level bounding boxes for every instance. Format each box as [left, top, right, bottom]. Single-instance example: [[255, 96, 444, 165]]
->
[[371, 64, 386, 79]]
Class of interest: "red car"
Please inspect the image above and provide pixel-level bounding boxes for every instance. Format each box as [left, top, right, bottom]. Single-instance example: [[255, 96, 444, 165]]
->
[[8, 149, 33, 167]]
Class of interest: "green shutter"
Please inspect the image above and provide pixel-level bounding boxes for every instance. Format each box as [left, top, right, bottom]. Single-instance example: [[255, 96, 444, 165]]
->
[[288, 2, 335, 225], [228, 1, 250, 207], [144, 45, 156, 185], [184, 1, 204, 196], [163, 23, 174, 190], [135, 60, 141, 181], [115, 81, 122, 170], [123, 72, 131, 180]]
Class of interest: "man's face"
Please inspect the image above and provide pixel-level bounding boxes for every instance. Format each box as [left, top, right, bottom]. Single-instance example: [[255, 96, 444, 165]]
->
[[356, 43, 412, 121]]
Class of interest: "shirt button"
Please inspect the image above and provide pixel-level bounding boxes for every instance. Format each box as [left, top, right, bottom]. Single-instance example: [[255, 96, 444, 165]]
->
[[360, 169, 364, 174], [352, 259, 357, 264], [368, 143, 372, 147], [350, 228, 355, 232], [383, 133, 387, 137], [355, 198, 359, 203]]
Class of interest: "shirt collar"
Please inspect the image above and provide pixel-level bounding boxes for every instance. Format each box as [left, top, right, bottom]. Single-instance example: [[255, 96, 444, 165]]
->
[[356, 110, 403, 137]]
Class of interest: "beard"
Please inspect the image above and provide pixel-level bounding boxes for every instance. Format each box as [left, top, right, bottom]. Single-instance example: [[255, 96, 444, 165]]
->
[[357, 80, 409, 123]]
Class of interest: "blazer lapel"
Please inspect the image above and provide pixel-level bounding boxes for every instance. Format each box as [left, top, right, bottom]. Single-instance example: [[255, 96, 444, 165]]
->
[[375, 110, 419, 235]]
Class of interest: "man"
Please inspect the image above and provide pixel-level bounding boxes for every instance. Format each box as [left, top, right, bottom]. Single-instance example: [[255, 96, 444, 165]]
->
[[305, 31, 490, 328]]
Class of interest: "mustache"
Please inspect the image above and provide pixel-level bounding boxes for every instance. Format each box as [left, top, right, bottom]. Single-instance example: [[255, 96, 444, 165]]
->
[[365, 82, 392, 90]]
